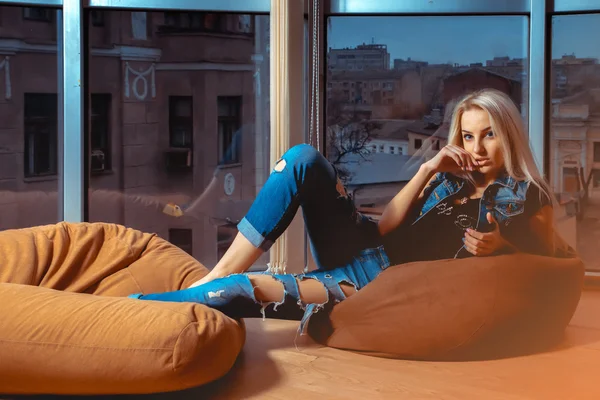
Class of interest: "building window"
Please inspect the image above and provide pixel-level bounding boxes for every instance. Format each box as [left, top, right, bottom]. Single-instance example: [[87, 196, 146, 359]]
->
[[169, 96, 193, 148], [415, 139, 422, 149], [163, 12, 217, 32], [379, 145, 384, 152], [169, 228, 193, 256], [594, 142, 600, 162], [390, 146, 395, 154], [593, 169, 600, 188], [90, 10, 105, 27], [160, 13, 253, 35], [24, 93, 57, 177], [218, 96, 242, 164], [23, 7, 52, 22], [91, 94, 111, 173], [563, 167, 580, 193]]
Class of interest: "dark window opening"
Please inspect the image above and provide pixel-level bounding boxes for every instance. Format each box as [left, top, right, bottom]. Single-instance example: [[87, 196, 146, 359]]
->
[[24, 93, 57, 177], [218, 96, 242, 164]]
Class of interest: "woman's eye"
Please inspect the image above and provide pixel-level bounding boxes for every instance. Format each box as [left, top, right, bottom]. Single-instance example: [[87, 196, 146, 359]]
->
[[463, 134, 473, 140], [486, 131, 495, 137]]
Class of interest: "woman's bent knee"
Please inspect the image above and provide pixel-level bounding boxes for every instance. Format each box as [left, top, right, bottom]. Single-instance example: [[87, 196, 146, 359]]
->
[[281, 144, 324, 170]]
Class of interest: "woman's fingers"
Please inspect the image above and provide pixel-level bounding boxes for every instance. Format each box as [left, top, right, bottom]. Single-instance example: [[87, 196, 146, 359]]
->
[[446, 146, 473, 171], [464, 231, 492, 251], [440, 146, 463, 169], [463, 239, 491, 256], [449, 145, 480, 171]]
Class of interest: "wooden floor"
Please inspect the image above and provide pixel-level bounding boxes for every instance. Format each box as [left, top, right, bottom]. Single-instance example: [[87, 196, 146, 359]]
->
[[8, 291, 599, 400], [195, 290, 600, 400]]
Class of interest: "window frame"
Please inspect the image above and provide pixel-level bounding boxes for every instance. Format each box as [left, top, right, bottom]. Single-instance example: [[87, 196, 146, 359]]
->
[[10, 0, 596, 275]]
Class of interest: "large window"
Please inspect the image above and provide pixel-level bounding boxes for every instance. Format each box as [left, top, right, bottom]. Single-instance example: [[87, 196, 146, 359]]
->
[[550, 13, 600, 271], [326, 16, 528, 214], [87, 11, 270, 270]]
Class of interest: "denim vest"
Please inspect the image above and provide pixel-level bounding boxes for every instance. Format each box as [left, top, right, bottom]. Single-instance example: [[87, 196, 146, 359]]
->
[[413, 172, 530, 257]]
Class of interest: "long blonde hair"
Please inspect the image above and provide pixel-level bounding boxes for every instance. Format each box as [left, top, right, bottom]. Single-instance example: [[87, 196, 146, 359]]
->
[[448, 88, 571, 256]]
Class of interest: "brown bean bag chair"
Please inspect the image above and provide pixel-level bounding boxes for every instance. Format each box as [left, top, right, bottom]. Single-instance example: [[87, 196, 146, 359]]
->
[[0, 222, 245, 395], [308, 253, 584, 360]]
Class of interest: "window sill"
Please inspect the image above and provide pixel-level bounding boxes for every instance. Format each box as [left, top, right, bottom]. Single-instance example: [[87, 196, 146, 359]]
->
[[24, 175, 58, 183], [91, 169, 114, 177], [218, 162, 243, 170]]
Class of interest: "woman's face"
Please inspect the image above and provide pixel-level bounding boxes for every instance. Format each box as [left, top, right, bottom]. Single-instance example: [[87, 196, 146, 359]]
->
[[460, 107, 505, 180]]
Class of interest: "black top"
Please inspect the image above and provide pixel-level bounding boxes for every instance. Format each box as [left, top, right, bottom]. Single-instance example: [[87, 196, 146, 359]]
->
[[383, 192, 480, 265], [382, 183, 552, 265]]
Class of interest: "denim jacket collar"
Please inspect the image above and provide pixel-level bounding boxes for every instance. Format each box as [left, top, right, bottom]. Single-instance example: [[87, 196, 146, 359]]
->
[[491, 171, 517, 190], [447, 171, 517, 191]]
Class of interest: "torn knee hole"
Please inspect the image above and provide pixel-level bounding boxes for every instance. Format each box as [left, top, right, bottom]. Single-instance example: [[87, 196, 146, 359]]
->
[[273, 159, 286, 173], [297, 276, 329, 305], [339, 281, 357, 297]]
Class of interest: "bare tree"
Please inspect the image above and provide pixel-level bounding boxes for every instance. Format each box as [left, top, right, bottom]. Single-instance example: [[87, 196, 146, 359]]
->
[[326, 91, 382, 182]]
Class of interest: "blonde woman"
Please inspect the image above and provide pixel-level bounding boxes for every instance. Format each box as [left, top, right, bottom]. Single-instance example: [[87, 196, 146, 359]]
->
[[131, 89, 561, 335]]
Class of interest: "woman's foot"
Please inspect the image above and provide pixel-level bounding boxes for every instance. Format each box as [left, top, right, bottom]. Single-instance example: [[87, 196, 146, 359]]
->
[[129, 274, 257, 306]]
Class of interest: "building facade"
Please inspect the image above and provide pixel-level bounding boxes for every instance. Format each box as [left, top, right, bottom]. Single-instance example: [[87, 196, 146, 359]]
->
[[0, 8, 271, 267], [328, 43, 390, 72]]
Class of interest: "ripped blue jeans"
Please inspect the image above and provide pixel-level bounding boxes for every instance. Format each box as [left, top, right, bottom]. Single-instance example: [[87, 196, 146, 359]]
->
[[251, 246, 390, 334], [238, 144, 389, 331], [133, 144, 390, 334]]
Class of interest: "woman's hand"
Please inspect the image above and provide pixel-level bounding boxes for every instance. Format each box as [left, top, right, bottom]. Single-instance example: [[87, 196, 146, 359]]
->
[[463, 213, 511, 256], [424, 144, 479, 174]]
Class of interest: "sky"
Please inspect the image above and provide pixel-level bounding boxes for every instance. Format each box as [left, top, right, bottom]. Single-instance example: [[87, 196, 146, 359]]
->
[[327, 14, 600, 66]]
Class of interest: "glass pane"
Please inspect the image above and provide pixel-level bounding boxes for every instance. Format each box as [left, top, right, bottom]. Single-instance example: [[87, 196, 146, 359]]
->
[[326, 16, 528, 215], [0, 6, 60, 230], [551, 14, 600, 271], [88, 11, 270, 271]]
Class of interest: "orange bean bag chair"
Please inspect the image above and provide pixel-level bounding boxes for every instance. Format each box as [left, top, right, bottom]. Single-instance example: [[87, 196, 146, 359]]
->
[[308, 252, 584, 360], [0, 222, 245, 395]]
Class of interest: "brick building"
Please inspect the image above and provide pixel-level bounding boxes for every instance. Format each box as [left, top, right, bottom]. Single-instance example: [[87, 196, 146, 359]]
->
[[0, 8, 270, 266], [443, 67, 522, 108]]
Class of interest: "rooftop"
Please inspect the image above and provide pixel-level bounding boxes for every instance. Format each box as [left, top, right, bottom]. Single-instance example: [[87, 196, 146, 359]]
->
[[445, 66, 522, 84], [342, 152, 425, 186]]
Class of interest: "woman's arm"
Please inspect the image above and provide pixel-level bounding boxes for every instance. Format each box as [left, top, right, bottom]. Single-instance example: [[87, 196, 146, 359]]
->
[[378, 144, 479, 236], [527, 205, 555, 255], [465, 205, 555, 256], [378, 163, 436, 236]]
